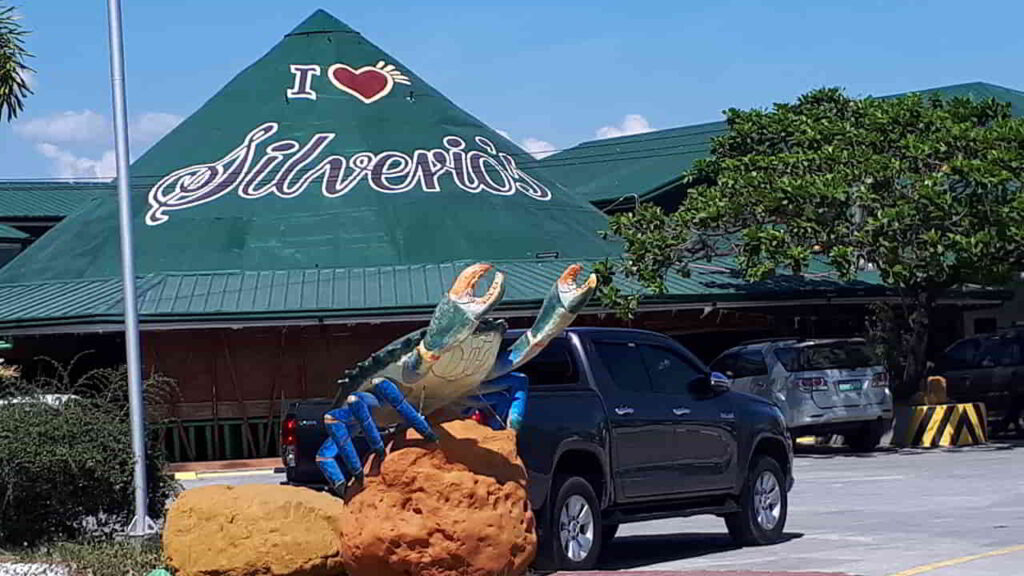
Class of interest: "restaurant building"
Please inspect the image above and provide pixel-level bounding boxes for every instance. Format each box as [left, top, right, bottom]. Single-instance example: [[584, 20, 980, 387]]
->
[[0, 11, 1006, 461]]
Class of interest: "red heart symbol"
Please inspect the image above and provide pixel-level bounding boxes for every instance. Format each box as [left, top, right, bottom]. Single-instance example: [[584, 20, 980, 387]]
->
[[328, 64, 393, 104]]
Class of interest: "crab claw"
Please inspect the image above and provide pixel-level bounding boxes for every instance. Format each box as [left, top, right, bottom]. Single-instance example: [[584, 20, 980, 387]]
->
[[417, 263, 506, 360], [557, 263, 598, 314], [449, 263, 505, 319]]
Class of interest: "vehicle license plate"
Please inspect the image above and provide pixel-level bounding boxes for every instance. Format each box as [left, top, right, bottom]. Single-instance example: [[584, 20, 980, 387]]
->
[[837, 380, 862, 392]]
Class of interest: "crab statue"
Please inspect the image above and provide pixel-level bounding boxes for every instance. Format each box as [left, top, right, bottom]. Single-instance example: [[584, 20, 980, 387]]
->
[[316, 262, 597, 497]]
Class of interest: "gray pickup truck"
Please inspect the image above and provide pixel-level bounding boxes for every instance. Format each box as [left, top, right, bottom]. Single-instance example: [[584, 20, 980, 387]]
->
[[282, 327, 794, 571]]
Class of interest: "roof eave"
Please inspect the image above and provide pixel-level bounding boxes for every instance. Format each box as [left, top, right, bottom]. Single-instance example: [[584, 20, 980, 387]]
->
[[0, 290, 1005, 336]]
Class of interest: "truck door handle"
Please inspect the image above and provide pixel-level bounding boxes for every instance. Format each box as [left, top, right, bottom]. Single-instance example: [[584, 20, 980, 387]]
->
[[614, 406, 634, 416], [672, 407, 691, 416]]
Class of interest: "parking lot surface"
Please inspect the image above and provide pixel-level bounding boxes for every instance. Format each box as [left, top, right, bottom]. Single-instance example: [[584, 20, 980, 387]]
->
[[182, 440, 1024, 576], [606, 440, 1024, 575]]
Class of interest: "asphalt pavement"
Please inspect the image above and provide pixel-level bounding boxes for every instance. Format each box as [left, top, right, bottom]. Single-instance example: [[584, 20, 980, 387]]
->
[[607, 439, 1024, 576], [181, 439, 1024, 576]]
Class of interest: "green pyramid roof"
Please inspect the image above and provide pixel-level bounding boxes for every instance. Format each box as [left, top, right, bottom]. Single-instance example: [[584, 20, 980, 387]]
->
[[0, 10, 616, 288], [288, 9, 359, 35]]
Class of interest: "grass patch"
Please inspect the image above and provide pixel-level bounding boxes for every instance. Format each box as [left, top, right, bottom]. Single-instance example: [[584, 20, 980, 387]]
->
[[4, 537, 170, 576]]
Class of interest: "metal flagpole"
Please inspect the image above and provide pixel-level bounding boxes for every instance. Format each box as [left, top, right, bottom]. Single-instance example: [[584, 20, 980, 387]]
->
[[105, 0, 155, 536]]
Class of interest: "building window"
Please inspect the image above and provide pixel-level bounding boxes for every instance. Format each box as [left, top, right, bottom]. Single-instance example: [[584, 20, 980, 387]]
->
[[973, 317, 997, 336]]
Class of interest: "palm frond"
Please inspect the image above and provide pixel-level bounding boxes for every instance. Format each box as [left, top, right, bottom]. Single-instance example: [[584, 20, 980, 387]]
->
[[0, 4, 34, 121]]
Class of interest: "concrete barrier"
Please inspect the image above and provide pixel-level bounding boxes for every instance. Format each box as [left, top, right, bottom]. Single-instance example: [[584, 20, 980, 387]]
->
[[892, 402, 987, 447]]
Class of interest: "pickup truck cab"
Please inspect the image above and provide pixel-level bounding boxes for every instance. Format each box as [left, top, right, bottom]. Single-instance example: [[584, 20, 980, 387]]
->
[[282, 327, 793, 571]]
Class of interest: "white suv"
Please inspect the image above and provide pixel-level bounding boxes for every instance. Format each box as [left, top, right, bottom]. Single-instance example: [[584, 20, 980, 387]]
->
[[710, 338, 893, 451]]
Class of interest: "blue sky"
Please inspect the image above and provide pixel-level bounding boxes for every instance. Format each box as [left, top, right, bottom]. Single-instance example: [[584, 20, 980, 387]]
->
[[3, 0, 1023, 179]]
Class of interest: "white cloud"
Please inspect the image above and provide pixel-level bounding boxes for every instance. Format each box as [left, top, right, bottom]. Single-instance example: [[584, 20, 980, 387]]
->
[[16, 109, 183, 178], [15, 110, 107, 143], [595, 114, 654, 139], [520, 137, 556, 159], [495, 129, 557, 159], [36, 143, 116, 179], [15, 109, 183, 147], [131, 112, 183, 145]]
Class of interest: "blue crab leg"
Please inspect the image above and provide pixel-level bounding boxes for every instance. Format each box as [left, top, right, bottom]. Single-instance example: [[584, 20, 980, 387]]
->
[[459, 373, 529, 431], [316, 407, 365, 496], [371, 378, 439, 442], [318, 381, 441, 495], [347, 391, 386, 458], [489, 263, 597, 380]]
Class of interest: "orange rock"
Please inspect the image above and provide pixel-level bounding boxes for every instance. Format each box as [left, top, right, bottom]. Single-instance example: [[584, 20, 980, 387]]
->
[[340, 419, 537, 576], [164, 484, 345, 576]]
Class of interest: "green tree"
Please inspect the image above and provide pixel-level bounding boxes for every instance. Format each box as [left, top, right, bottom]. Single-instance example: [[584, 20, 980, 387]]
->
[[599, 88, 1024, 395], [0, 4, 33, 121]]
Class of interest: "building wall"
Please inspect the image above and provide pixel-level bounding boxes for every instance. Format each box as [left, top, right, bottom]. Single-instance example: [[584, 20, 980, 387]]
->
[[0, 302, 911, 461], [962, 281, 1024, 338]]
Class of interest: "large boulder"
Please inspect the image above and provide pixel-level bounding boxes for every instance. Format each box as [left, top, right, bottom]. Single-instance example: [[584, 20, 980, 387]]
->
[[340, 419, 537, 576], [164, 484, 345, 576]]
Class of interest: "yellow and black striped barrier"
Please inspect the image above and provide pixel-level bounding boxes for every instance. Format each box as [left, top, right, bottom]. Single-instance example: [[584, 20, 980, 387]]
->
[[892, 402, 987, 448]]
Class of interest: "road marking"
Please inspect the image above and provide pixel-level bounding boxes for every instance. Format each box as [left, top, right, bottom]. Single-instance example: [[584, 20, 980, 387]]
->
[[797, 475, 905, 482], [197, 468, 278, 478], [175, 468, 278, 480], [888, 544, 1024, 575]]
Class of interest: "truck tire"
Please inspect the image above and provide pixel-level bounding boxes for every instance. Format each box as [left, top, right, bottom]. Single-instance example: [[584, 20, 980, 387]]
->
[[725, 456, 787, 546], [535, 476, 603, 571]]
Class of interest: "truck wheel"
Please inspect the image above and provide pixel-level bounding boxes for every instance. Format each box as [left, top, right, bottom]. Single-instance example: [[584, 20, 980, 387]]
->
[[847, 420, 886, 452], [536, 476, 603, 571], [725, 456, 787, 546]]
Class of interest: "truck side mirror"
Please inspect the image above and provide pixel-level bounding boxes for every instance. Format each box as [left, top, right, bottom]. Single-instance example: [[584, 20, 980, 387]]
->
[[710, 371, 731, 390]]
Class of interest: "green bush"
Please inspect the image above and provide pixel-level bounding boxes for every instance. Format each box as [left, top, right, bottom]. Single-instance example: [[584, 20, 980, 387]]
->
[[0, 365, 179, 546]]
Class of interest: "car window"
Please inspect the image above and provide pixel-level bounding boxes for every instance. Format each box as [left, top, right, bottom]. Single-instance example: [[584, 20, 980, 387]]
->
[[733, 349, 769, 378], [775, 342, 877, 371], [977, 337, 1021, 368], [941, 338, 981, 370], [514, 338, 580, 387], [639, 344, 705, 395], [593, 341, 652, 393], [709, 351, 738, 377]]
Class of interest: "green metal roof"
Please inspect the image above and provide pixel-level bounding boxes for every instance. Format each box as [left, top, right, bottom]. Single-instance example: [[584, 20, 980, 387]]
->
[[0, 181, 108, 219], [533, 121, 726, 208], [0, 9, 617, 287], [892, 81, 1024, 116], [0, 224, 29, 241], [539, 82, 1024, 207], [0, 258, 893, 331]]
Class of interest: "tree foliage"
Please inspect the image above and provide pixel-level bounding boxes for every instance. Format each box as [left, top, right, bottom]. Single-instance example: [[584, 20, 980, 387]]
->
[[601, 88, 1024, 392], [0, 4, 33, 121]]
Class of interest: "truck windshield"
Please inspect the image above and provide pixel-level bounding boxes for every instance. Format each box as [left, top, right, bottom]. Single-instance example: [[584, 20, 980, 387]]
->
[[775, 342, 877, 372], [500, 337, 580, 386]]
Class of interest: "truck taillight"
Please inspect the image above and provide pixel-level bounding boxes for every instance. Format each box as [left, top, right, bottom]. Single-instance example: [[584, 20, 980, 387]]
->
[[282, 416, 298, 447], [796, 377, 828, 392], [871, 372, 889, 388], [281, 416, 298, 468]]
